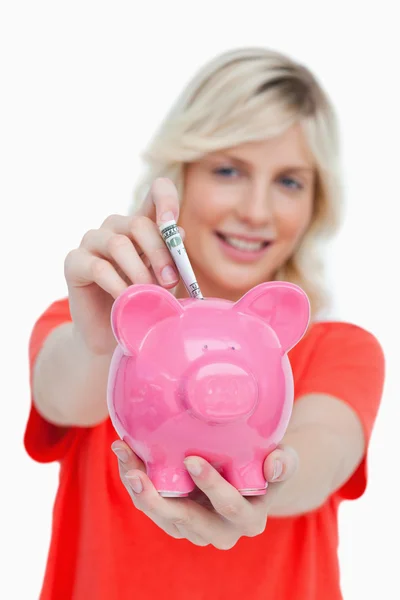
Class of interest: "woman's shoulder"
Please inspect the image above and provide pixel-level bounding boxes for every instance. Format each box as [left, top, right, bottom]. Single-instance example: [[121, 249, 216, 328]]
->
[[33, 297, 71, 325], [291, 318, 385, 366], [29, 297, 71, 357], [305, 319, 382, 347], [288, 318, 385, 407]]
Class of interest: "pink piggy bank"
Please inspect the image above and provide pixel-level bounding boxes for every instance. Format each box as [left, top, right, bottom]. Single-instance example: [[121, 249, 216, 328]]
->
[[107, 281, 310, 497]]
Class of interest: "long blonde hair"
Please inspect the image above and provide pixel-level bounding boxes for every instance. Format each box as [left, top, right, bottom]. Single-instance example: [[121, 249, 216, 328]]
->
[[131, 47, 343, 319]]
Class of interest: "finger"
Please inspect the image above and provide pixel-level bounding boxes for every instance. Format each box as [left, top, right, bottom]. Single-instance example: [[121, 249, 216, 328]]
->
[[111, 440, 146, 476], [125, 469, 244, 549], [137, 178, 180, 226], [99, 212, 184, 286], [110, 440, 208, 543], [81, 228, 155, 286], [183, 457, 257, 532], [124, 469, 221, 536], [263, 445, 299, 483], [85, 219, 179, 288], [100, 212, 185, 238], [64, 248, 128, 299], [113, 457, 181, 538], [175, 525, 210, 547], [128, 216, 179, 287]]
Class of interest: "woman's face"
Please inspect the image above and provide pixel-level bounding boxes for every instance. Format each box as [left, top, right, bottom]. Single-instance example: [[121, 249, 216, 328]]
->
[[178, 124, 316, 300]]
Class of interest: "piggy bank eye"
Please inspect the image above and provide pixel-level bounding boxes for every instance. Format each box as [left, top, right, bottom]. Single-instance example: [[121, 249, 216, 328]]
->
[[203, 345, 208, 351], [230, 346, 236, 350]]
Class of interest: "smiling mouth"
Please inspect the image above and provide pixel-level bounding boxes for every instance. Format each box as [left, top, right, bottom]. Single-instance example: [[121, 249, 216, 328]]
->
[[216, 232, 271, 252]]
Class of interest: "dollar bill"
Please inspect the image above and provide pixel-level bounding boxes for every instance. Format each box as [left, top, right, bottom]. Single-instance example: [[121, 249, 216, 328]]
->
[[159, 220, 204, 299]]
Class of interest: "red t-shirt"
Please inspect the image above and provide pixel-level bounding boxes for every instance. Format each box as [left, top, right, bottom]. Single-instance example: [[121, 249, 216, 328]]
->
[[24, 298, 385, 600]]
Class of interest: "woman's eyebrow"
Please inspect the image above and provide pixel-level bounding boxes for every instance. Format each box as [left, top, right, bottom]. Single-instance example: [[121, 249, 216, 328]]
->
[[209, 151, 315, 174]]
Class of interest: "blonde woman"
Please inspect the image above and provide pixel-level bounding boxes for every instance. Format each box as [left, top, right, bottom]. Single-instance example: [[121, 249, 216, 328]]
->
[[25, 47, 385, 600]]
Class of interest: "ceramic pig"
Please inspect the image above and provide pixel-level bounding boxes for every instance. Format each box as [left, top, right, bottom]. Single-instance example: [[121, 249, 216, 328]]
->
[[107, 281, 310, 497]]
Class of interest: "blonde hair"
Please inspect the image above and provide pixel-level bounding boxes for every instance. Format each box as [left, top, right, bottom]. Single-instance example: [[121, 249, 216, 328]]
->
[[131, 47, 343, 319]]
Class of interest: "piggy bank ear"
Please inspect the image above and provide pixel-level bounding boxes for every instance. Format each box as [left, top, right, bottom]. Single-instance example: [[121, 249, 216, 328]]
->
[[233, 281, 310, 353], [111, 284, 183, 355]]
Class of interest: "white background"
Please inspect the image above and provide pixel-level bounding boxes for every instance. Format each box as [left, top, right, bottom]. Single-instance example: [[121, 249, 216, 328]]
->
[[1, 1, 399, 598]]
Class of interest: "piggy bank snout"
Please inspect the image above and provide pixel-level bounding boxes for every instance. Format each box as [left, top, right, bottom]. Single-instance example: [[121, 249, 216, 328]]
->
[[183, 361, 258, 424]]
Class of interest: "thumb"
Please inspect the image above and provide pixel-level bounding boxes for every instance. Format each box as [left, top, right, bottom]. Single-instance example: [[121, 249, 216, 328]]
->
[[136, 177, 180, 226], [263, 445, 299, 483]]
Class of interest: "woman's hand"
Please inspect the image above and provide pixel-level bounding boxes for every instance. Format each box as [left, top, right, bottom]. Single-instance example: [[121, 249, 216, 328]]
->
[[64, 178, 182, 356], [111, 441, 298, 549]]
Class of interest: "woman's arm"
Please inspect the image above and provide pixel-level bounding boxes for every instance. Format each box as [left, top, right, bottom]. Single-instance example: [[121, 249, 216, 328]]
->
[[265, 393, 365, 516], [32, 322, 113, 427]]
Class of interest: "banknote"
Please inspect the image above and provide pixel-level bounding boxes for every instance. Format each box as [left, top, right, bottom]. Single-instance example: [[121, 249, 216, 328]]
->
[[159, 220, 204, 299]]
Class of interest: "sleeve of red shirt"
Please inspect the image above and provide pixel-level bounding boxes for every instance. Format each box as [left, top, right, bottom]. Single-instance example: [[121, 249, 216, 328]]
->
[[294, 322, 385, 501], [24, 298, 87, 463]]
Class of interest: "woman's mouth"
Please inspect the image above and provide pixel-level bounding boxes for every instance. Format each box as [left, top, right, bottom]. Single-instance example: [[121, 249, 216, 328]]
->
[[215, 232, 272, 262]]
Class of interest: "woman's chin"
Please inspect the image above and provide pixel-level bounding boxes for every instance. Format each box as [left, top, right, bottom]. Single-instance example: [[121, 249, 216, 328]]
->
[[208, 264, 275, 297]]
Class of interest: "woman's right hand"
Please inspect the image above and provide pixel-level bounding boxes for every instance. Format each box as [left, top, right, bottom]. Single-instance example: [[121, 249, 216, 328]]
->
[[64, 177, 182, 356]]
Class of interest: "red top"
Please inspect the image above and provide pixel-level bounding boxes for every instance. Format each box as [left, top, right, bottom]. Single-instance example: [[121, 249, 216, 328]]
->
[[24, 298, 385, 600]]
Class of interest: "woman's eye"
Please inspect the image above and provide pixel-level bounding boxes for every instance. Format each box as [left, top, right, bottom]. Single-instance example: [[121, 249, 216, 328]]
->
[[213, 166, 240, 178], [279, 176, 303, 190]]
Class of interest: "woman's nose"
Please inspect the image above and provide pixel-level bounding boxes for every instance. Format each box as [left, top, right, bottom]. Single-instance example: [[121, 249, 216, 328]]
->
[[237, 182, 274, 226]]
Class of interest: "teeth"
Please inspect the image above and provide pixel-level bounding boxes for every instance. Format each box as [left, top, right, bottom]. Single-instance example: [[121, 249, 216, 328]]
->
[[224, 236, 265, 252]]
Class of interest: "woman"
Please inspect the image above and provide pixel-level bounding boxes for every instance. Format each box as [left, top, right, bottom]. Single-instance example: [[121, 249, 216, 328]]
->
[[25, 47, 385, 599]]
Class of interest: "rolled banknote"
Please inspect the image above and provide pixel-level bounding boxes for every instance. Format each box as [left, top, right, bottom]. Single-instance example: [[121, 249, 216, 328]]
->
[[159, 220, 204, 299]]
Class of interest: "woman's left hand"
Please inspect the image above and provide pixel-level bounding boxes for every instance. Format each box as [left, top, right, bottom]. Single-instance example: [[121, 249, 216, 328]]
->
[[111, 441, 298, 549]]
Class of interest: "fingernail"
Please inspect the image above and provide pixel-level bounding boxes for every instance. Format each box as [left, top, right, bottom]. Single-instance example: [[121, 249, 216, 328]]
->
[[272, 460, 283, 481], [184, 458, 202, 476], [126, 474, 143, 494], [111, 445, 129, 463], [160, 210, 175, 222], [161, 265, 178, 283]]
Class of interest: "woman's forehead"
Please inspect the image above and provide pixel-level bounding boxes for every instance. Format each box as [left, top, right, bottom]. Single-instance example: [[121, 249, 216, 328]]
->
[[202, 128, 316, 170]]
